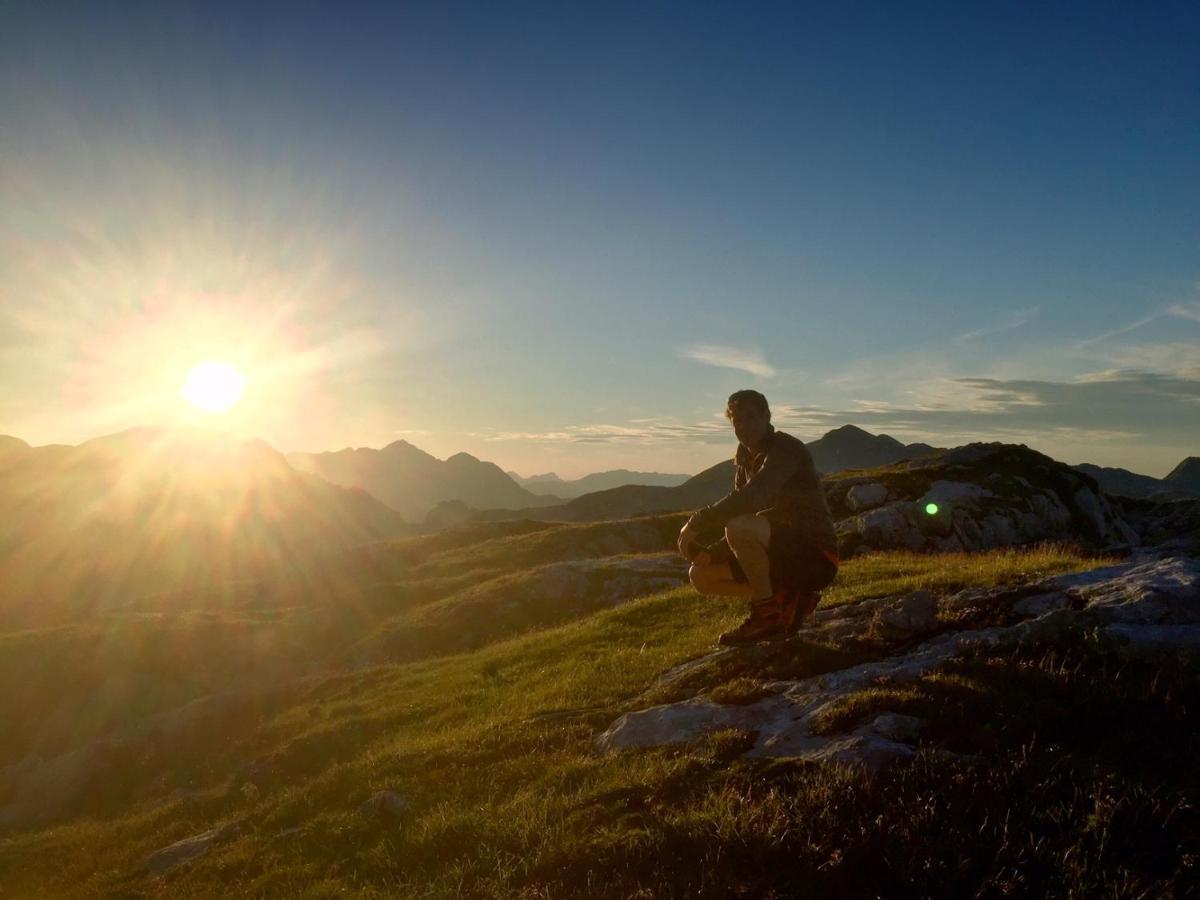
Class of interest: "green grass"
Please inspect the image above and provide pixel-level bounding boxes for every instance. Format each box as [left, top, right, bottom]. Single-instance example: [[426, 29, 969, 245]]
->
[[818, 539, 1107, 607], [2, 539, 1158, 898]]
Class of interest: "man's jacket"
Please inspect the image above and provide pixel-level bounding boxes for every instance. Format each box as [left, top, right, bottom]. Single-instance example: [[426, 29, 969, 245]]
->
[[687, 423, 839, 558]]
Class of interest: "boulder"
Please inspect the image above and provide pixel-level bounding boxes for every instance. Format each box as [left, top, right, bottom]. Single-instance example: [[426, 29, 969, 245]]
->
[[874, 591, 938, 640], [919, 481, 995, 507], [853, 503, 926, 550], [847, 483, 888, 512]]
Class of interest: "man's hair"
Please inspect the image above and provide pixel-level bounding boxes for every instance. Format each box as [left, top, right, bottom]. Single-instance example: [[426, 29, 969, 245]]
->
[[725, 389, 770, 421]]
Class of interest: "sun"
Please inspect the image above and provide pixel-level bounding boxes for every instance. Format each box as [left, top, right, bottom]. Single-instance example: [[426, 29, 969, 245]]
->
[[180, 360, 246, 413]]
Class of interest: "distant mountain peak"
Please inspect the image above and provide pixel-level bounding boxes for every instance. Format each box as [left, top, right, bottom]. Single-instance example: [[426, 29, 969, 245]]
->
[[1167, 456, 1200, 477], [1165, 457, 1200, 490]]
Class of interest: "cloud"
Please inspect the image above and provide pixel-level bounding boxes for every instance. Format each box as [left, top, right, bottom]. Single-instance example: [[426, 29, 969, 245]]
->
[[1071, 299, 1200, 350], [468, 369, 1200, 467], [1076, 342, 1200, 379], [478, 419, 732, 446], [1167, 302, 1200, 324], [951, 306, 1039, 345], [678, 344, 776, 377]]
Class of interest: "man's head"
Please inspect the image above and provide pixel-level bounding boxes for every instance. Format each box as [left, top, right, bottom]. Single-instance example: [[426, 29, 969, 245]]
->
[[725, 389, 771, 448]]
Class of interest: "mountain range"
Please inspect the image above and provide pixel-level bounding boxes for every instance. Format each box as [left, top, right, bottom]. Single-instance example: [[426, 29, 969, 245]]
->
[[1070, 457, 1200, 501], [505, 468, 692, 498], [286, 441, 563, 522]]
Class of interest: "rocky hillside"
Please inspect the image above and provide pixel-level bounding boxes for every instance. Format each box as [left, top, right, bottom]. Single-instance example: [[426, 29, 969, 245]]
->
[[598, 551, 1199, 768], [827, 442, 1155, 557]]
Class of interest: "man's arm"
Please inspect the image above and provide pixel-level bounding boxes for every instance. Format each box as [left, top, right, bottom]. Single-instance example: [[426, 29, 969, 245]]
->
[[687, 447, 801, 532]]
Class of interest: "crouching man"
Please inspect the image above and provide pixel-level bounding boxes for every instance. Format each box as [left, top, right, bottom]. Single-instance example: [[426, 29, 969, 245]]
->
[[677, 390, 840, 645]]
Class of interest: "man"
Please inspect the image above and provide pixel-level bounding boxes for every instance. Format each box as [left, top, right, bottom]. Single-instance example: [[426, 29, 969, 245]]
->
[[677, 389, 840, 645]]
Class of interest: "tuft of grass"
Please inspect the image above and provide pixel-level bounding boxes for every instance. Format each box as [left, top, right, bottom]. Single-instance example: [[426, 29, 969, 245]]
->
[[808, 686, 929, 735], [705, 677, 774, 706]]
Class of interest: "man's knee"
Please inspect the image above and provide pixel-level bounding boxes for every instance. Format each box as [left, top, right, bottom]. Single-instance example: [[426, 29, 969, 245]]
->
[[688, 562, 708, 591], [725, 514, 765, 547]]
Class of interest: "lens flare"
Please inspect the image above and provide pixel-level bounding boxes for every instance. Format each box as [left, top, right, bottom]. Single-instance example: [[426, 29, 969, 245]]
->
[[180, 361, 246, 413]]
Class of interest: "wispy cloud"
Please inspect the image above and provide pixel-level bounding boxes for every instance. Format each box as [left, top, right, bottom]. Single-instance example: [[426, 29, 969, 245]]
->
[[1167, 301, 1200, 324], [678, 344, 775, 377], [1071, 299, 1200, 350], [951, 306, 1039, 345], [476, 419, 732, 446], [1072, 311, 1167, 348]]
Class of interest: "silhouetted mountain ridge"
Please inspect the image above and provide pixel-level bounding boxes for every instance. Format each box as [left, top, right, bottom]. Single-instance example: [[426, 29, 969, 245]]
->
[[1072, 459, 1199, 500], [506, 468, 692, 498], [287, 443, 562, 522]]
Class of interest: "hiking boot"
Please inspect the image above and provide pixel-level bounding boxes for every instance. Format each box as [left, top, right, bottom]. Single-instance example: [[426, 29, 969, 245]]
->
[[785, 590, 823, 634], [717, 591, 790, 646]]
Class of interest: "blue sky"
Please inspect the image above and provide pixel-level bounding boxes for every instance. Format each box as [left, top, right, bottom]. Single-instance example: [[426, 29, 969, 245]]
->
[[1, 2, 1197, 478]]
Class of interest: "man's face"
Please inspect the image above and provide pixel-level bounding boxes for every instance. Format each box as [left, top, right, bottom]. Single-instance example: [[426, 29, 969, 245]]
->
[[730, 405, 769, 448]]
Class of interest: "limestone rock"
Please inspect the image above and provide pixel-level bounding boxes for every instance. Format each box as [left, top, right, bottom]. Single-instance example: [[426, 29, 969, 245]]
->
[[1029, 491, 1072, 530], [854, 503, 926, 550], [596, 555, 1200, 772], [800, 733, 915, 772], [867, 713, 922, 742], [847, 483, 888, 512], [874, 591, 938, 640], [1057, 556, 1200, 625], [1104, 624, 1200, 659], [1012, 592, 1070, 617], [919, 480, 995, 507], [145, 821, 241, 875]]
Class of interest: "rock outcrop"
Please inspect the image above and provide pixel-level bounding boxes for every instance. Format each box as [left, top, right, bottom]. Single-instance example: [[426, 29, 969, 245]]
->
[[145, 821, 241, 875], [595, 548, 1200, 772], [829, 443, 1142, 557]]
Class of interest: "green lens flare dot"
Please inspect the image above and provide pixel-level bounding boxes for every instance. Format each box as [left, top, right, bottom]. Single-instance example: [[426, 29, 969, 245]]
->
[[925, 503, 939, 515]]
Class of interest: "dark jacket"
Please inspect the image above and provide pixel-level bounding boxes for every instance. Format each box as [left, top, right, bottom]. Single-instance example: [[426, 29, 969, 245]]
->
[[687, 423, 839, 556]]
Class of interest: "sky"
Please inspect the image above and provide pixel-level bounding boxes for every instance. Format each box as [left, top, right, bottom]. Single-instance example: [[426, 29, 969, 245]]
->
[[1, 2, 1198, 480]]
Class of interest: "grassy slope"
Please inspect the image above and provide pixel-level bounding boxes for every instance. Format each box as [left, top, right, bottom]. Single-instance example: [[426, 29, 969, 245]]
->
[[0, 516, 681, 767], [7, 537, 1189, 898]]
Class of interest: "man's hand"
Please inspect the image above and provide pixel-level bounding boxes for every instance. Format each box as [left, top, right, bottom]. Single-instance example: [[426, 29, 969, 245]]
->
[[677, 521, 701, 560]]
